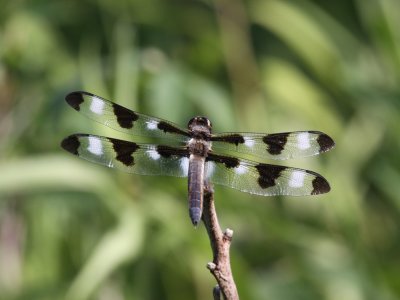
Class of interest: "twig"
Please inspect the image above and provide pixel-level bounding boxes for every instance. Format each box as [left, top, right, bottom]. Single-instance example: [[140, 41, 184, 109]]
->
[[202, 182, 239, 300]]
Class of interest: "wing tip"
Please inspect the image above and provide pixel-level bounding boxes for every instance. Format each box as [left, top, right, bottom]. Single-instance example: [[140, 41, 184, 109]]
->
[[66, 91, 84, 111], [311, 175, 331, 195], [317, 133, 335, 153], [65, 91, 95, 111], [61, 134, 80, 155]]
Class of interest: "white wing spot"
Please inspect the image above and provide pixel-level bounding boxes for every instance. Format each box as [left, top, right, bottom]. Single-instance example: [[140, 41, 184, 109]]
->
[[234, 163, 248, 175], [297, 132, 310, 150], [180, 157, 189, 176], [146, 120, 159, 130], [147, 149, 161, 160], [90, 96, 105, 115], [87, 136, 103, 156], [289, 171, 305, 188], [244, 138, 255, 148]]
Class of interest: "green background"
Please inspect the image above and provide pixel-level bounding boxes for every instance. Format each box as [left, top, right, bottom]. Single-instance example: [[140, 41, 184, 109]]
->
[[1, 0, 400, 299]]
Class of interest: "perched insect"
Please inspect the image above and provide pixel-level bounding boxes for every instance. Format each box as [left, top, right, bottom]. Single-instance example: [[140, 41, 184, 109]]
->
[[61, 92, 335, 225]]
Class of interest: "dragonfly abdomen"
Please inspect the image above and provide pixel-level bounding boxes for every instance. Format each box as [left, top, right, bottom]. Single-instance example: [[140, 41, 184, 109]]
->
[[188, 154, 205, 226]]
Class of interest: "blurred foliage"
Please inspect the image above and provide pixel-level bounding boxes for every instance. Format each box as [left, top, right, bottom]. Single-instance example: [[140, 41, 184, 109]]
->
[[1, 0, 400, 299]]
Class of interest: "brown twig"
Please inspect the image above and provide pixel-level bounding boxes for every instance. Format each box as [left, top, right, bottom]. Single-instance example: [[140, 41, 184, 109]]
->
[[202, 182, 239, 300]]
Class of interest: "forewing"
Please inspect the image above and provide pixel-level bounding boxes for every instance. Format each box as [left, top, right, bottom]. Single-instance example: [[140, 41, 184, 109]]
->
[[211, 131, 335, 160], [205, 153, 330, 196], [65, 91, 190, 142], [61, 134, 190, 177]]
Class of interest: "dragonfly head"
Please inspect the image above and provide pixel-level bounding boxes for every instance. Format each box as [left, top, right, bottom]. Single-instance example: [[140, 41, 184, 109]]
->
[[188, 116, 212, 138], [188, 116, 212, 130]]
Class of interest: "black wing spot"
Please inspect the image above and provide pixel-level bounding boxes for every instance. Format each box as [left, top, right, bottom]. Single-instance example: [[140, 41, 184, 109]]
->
[[207, 153, 240, 169], [157, 121, 189, 136], [263, 133, 289, 155], [61, 135, 81, 155], [311, 175, 331, 195], [65, 92, 85, 111], [315, 132, 335, 153], [109, 138, 140, 166], [211, 134, 245, 146], [256, 164, 286, 189], [112, 103, 139, 129]]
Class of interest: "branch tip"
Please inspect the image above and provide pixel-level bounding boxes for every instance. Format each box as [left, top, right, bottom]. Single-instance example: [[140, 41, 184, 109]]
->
[[224, 228, 234, 238], [207, 262, 217, 270]]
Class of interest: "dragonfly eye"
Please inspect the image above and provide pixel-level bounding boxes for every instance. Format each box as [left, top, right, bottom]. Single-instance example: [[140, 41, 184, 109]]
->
[[188, 116, 212, 130]]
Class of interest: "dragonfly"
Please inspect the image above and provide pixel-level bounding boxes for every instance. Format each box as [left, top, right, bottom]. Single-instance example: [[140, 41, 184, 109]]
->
[[61, 91, 335, 226]]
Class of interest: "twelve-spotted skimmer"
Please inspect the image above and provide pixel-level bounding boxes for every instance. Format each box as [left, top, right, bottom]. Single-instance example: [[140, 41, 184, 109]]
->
[[61, 92, 334, 226]]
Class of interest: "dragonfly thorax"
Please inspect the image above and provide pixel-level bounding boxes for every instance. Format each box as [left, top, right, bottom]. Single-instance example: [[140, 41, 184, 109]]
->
[[188, 138, 211, 157]]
